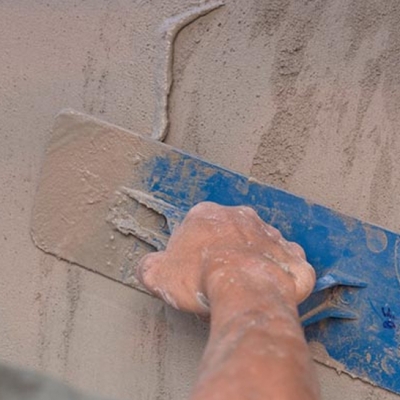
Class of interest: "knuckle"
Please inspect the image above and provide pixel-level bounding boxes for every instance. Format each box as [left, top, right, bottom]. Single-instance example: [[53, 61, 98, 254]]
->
[[271, 226, 282, 237], [288, 241, 306, 258], [187, 202, 231, 224], [188, 202, 220, 216], [294, 262, 316, 302], [239, 205, 257, 216], [263, 224, 282, 239]]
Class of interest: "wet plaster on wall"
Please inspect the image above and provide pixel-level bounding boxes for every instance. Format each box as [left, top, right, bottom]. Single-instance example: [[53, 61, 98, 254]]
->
[[1, 1, 400, 400]]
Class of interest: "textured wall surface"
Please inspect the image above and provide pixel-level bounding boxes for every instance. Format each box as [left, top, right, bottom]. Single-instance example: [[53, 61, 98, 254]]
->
[[1, 1, 400, 399]]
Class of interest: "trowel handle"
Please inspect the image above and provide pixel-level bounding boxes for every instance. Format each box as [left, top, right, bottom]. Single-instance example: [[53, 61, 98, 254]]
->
[[300, 269, 367, 327]]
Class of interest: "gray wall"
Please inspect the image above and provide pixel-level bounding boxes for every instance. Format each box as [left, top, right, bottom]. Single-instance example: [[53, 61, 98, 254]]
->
[[1, 1, 399, 399]]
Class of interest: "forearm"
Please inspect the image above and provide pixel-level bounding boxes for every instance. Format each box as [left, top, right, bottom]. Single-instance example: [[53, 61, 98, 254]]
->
[[190, 268, 320, 400]]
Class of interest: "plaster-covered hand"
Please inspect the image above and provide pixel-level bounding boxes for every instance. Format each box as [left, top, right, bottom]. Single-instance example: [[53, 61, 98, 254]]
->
[[137, 202, 316, 313]]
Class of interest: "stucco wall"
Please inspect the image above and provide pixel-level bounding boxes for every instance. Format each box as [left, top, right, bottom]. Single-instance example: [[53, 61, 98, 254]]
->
[[1, 1, 399, 399]]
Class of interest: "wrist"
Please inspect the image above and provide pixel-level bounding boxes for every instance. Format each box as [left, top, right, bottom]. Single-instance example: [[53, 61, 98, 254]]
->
[[204, 258, 298, 313], [203, 262, 301, 345]]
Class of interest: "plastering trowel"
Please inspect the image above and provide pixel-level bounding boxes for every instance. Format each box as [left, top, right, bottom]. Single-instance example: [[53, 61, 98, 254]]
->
[[32, 109, 400, 395]]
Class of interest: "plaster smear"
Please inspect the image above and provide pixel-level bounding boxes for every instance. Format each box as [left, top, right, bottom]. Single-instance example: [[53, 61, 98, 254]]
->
[[31, 111, 152, 290], [2, 1, 400, 400], [152, 0, 225, 141]]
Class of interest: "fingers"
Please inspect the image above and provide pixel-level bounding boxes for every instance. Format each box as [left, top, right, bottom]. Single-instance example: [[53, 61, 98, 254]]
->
[[187, 203, 258, 225], [236, 205, 258, 218], [256, 220, 314, 303], [137, 251, 207, 313], [186, 202, 225, 221], [262, 223, 283, 240], [287, 241, 306, 260], [137, 252, 184, 310], [190, 202, 309, 270], [136, 251, 166, 294], [293, 261, 316, 303]]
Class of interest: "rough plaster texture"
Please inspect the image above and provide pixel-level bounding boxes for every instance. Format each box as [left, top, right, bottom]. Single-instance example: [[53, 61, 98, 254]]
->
[[1, 1, 400, 399]]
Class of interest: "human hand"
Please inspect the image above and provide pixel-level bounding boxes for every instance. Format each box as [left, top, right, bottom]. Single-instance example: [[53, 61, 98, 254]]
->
[[137, 202, 316, 314]]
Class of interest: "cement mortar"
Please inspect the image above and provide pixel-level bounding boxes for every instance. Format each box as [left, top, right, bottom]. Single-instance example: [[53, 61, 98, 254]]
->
[[1, 1, 399, 399]]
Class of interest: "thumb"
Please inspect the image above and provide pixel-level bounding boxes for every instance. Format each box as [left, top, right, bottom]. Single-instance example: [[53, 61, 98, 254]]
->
[[136, 251, 167, 295], [137, 251, 182, 310]]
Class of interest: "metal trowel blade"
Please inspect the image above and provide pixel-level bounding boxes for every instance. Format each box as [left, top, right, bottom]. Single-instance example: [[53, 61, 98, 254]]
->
[[31, 110, 174, 292]]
